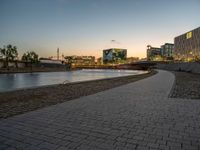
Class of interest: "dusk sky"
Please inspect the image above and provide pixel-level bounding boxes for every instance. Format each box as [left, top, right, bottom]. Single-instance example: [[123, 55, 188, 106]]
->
[[0, 0, 200, 59]]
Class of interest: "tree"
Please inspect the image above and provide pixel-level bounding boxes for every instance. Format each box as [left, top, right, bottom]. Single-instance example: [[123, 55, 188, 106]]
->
[[64, 56, 73, 69], [22, 51, 39, 72], [0, 44, 18, 69]]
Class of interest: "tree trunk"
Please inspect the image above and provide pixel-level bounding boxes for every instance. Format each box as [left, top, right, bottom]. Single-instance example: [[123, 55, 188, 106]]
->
[[6, 58, 9, 71], [30, 62, 33, 73], [15, 60, 18, 69], [3, 60, 6, 68]]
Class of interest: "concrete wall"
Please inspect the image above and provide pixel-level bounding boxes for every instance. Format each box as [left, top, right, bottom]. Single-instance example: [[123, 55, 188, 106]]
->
[[8, 62, 16, 68], [0, 61, 25, 68], [0, 60, 65, 69], [35, 63, 65, 68], [156, 62, 200, 74], [40, 59, 62, 64], [18, 62, 26, 68]]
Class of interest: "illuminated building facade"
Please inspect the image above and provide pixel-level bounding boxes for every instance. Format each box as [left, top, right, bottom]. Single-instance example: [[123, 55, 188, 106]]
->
[[96, 57, 103, 65], [147, 46, 162, 61], [147, 43, 174, 61], [174, 27, 200, 61], [65, 56, 95, 66], [126, 57, 139, 63], [161, 43, 174, 59], [103, 48, 127, 64]]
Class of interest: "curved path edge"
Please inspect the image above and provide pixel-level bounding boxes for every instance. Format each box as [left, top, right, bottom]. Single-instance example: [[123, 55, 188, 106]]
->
[[0, 70, 200, 150]]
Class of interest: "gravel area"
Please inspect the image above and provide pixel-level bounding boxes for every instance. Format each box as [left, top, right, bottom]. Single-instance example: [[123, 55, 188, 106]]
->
[[0, 70, 156, 119], [170, 71, 200, 99]]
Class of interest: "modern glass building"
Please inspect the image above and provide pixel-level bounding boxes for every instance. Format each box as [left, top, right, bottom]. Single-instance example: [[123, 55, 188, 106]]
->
[[147, 45, 162, 61], [161, 43, 174, 59], [103, 48, 127, 64], [147, 43, 174, 61], [174, 26, 200, 61]]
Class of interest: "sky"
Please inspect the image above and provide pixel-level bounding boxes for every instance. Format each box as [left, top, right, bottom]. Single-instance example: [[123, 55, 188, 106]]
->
[[0, 0, 200, 59]]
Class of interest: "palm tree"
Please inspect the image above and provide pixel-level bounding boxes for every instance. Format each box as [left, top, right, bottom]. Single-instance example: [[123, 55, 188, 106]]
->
[[22, 51, 39, 72], [0, 44, 18, 70]]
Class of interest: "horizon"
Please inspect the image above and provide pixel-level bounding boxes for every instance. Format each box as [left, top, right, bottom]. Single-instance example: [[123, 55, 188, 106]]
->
[[1, 0, 200, 59]]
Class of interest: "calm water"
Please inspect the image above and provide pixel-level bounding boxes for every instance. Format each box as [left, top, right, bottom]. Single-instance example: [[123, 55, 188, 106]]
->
[[0, 69, 147, 92]]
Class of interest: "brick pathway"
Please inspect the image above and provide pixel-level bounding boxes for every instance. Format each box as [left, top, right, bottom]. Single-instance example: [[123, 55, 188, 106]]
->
[[0, 70, 200, 150]]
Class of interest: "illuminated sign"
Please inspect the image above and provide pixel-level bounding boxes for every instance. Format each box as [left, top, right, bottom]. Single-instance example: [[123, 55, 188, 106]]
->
[[186, 32, 192, 39]]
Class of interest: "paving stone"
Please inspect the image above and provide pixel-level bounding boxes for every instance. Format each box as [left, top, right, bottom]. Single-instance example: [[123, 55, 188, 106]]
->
[[0, 70, 200, 150], [38, 142, 60, 150], [4, 147, 18, 150], [136, 145, 149, 150], [0, 144, 9, 149], [25, 145, 42, 150]]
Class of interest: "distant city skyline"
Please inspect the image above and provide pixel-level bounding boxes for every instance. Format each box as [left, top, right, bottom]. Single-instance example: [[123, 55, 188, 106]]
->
[[1, 0, 200, 58]]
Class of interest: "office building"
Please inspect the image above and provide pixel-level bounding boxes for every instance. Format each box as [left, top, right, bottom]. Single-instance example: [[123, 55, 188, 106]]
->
[[161, 43, 174, 60], [126, 57, 139, 63], [174, 27, 200, 61], [96, 57, 103, 65], [147, 45, 162, 61], [147, 43, 174, 61], [65, 56, 95, 66]]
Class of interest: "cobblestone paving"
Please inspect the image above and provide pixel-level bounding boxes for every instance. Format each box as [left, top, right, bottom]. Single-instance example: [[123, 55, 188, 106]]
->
[[170, 71, 200, 99], [0, 70, 200, 150]]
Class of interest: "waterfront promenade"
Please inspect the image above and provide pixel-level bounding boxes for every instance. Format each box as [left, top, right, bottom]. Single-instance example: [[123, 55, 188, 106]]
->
[[0, 70, 200, 150]]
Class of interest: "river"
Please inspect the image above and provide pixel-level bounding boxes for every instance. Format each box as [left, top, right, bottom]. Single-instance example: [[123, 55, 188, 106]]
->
[[0, 69, 147, 92]]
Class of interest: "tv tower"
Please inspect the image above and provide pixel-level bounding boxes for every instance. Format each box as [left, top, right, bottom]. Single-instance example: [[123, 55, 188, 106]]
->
[[57, 48, 59, 60]]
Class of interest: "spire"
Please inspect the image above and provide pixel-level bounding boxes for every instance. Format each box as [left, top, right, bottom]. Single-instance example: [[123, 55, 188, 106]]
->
[[57, 48, 59, 60]]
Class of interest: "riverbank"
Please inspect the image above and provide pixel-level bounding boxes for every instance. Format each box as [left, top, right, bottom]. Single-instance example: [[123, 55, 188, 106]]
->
[[0, 70, 156, 119]]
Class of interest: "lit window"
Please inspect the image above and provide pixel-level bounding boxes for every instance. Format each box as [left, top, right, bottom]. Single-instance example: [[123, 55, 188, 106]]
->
[[186, 32, 192, 39]]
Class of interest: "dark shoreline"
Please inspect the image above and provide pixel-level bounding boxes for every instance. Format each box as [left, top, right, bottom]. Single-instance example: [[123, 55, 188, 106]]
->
[[0, 70, 156, 119], [0, 68, 71, 74]]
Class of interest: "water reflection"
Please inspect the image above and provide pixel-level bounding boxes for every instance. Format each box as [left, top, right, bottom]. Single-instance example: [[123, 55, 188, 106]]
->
[[0, 69, 147, 92]]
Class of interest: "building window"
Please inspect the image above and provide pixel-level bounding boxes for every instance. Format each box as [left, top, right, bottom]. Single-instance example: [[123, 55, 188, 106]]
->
[[186, 32, 192, 39]]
